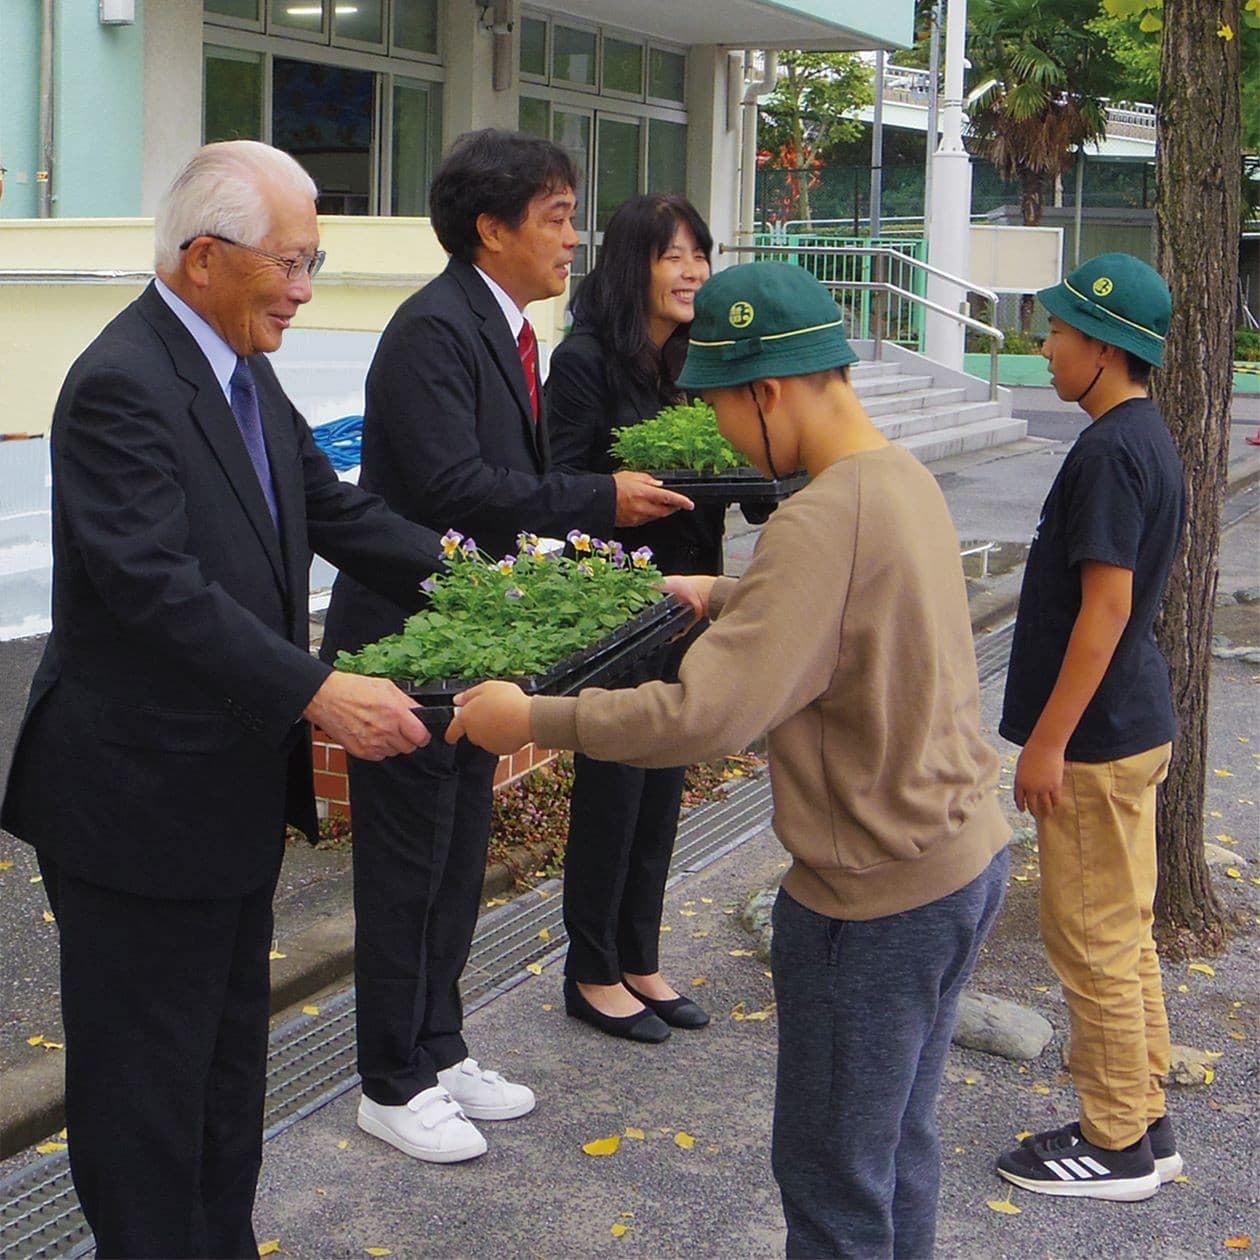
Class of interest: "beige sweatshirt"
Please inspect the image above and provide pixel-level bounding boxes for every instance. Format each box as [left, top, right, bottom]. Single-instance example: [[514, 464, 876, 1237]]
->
[[532, 444, 1010, 920]]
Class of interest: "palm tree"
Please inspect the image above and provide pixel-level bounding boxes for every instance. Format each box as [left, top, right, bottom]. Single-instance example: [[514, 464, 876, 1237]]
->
[[966, 0, 1120, 327]]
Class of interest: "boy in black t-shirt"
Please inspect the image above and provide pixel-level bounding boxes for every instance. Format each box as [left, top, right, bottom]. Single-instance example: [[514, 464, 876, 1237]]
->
[[996, 254, 1186, 1203]]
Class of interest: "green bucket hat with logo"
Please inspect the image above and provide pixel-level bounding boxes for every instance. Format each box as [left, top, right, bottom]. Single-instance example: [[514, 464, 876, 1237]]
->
[[676, 261, 858, 390], [1037, 252, 1171, 367]]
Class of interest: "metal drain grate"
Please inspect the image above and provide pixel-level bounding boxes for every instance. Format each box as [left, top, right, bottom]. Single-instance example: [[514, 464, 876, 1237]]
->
[[974, 620, 1015, 684], [0, 775, 772, 1259]]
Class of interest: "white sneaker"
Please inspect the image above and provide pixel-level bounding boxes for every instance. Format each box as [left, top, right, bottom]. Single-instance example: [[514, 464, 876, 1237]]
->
[[436, 1056, 536, 1121], [357, 1086, 487, 1163]]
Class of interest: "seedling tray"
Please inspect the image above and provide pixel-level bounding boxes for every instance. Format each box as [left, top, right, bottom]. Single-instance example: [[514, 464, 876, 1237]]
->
[[405, 595, 693, 728], [651, 466, 808, 504]]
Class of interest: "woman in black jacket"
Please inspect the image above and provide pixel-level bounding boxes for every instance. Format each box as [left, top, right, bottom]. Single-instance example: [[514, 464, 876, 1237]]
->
[[545, 193, 721, 1042]]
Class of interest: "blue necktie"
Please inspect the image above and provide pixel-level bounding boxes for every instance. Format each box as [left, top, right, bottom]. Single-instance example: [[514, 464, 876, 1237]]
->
[[229, 358, 279, 530]]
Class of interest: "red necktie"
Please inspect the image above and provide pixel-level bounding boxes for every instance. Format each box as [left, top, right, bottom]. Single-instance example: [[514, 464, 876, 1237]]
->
[[517, 319, 539, 422]]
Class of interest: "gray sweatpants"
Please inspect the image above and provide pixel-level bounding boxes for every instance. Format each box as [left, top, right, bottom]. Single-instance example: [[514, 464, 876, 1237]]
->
[[770, 848, 1009, 1258]]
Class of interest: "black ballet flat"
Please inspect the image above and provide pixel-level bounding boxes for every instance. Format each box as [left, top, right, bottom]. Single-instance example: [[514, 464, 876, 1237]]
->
[[563, 979, 671, 1043], [623, 982, 711, 1030]]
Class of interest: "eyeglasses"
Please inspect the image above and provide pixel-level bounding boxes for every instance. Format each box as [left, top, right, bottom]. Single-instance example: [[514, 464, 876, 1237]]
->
[[179, 232, 326, 280]]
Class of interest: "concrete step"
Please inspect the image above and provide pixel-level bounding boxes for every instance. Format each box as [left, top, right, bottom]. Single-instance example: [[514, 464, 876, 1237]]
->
[[898, 413, 1029, 465], [862, 386, 968, 419], [877, 399, 1005, 442], [852, 371, 935, 399]]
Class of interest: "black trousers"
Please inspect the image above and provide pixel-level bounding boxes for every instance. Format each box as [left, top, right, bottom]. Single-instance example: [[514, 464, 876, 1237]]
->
[[561, 626, 700, 985], [562, 755, 687, 983], [39, 853, 278, 1260], [349, 736, 497, 1105]]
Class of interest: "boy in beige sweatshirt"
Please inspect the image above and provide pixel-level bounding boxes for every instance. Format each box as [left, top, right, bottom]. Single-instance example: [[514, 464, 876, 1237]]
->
[[449, 261, 1010, 1258]]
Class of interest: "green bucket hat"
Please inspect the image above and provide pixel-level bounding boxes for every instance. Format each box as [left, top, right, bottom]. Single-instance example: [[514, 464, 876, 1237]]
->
[[1037, 253, 1171, 367], [676, 261, 858, 390]]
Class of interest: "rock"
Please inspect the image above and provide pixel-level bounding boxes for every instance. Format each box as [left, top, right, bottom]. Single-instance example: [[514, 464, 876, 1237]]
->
[[740, 887, 777, 964], [1161, 1044, 1223, 1088], [1233, 586, 1260, 605], [952, 992, 1054, 1060], [1203, 842, 1239, 866], [1210, 643, 1260, 663], [1215, 591, 1237, 607]]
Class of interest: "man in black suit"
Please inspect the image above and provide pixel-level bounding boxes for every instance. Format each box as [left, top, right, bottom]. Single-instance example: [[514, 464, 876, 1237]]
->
[[320, 129, 692, 1162], [1, 141, 445, 1258]]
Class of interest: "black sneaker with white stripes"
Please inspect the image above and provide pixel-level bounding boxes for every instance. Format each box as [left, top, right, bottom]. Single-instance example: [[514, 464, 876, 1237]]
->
[[1017, 1117, 1183, 1184], [997, 1122, 1160, 1201]]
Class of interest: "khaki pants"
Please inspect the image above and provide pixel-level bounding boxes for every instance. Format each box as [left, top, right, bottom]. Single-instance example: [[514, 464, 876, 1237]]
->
[[1037, 742, 1173, 1150]]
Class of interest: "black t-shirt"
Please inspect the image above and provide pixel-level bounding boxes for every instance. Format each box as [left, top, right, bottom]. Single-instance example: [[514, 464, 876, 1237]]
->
[[1000, 397, 1185, 762]]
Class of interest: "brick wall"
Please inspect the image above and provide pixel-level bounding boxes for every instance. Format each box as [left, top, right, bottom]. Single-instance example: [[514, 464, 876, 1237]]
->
[[311, 729, 556, 820]]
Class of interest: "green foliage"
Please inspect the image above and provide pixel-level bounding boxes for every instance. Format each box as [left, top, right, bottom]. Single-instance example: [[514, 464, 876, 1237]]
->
[[610, 401, 750, 475], [758, 51, 874, 166], [335, 532, 664, 684], [1236, 328, 1260, 362]]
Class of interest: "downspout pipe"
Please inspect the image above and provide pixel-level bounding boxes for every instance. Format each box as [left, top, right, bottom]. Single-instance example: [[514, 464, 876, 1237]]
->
[[38, 0, 54, 217], [739, 50, 778, 245]]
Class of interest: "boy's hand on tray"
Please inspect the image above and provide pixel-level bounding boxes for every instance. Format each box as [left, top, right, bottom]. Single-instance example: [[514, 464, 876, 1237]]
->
[[304, 672, 431, 761], [661, 574, 717, 622], [612, 470, 694, 526], [446, 681, 533, 753]]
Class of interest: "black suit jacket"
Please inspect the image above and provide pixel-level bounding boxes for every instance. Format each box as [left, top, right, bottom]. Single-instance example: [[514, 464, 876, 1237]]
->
[[545, 325, 725, 577], [321, 257, 617, 659], [0, 283, 442, 898]]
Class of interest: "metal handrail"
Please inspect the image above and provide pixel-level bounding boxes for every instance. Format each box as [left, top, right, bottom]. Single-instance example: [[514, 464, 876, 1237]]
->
[[719, 242, 1005, 400]]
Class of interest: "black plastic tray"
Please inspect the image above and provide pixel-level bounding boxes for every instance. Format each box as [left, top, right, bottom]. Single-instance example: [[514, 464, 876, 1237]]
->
[[404, 595, 693, 728], [651, 466, 808, 504]]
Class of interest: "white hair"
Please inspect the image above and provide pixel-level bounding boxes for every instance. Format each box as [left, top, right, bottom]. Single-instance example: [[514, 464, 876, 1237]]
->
[[154, 140, 318, 273]]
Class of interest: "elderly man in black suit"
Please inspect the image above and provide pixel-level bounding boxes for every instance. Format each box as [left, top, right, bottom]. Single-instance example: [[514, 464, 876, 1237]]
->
[[1, 140, 445, 1258], [320, 129, 692, 1163]]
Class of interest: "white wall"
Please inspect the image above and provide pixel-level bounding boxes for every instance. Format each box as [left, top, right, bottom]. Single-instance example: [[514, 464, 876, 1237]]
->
[[141, 0, 203, 215]]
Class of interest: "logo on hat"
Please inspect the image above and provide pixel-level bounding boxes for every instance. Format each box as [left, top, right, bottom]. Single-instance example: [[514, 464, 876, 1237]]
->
[[728, 301, 755, 329], [1092, 276, 1114, 297]]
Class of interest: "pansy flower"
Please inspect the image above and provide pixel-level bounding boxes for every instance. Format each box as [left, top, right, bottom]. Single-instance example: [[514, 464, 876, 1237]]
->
[[440, 529, 464, 558], [420, 576, 438, 595], [497, 555, 517, 575], [460, 536, 478, 556], [630, 546, 653, 569], [505, 587, 524, 601], [566, 529, 592, 553]]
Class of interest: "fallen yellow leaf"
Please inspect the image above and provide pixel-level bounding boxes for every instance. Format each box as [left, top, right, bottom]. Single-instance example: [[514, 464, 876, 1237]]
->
[[1218, 22, 1234, 38], [1173, 1173, 1190, 1184], [986, 1197, 1021, 1215], [302, 1005, 320, 1016], [610, 1223, 629, 1238], [680, 909, 697, 917], [728, 949, 755, 957], [1177, 984, 1189, 993], [730, 1001, 747, 1020], [583, 1135, 621, 1157], [26, 1035, 43, 1047], [258, 1242, 281, 1257], [538, 927, 551, 942], [659, 924, 672, 933], [1214, 768, 1233, 777], [1225, 868, 1242, 880], [365, 1249, 392, 1256], [963, 1076, 979, 1086], [1204, 1067, 1215, 1085], [624, 1127, 645, 1140], [1032, 1084, 1051, 1094], [42, 910, 54, 923], [0, 860, 13, 871], [1229, 1030, 1246, 1041], [336, 1140, 349, 1151], [1217, 834, 1236, 845], [35, 1142, 67, 1154], [42, 1041, 64, 1050], [269, 950, 286, 961], [30, 875, 42, 883], [701, 897, 713, 904], [1223, 1237, 1250, 1250], [674, 1131, 695, 1150], [525, 962, 543, 976], [485, 897, 507, 907], [691, 975, 709, 987], [1015, 1130, 1033, 1141], [541, 1003, 553, 1012], [1032, 985, 1050, 992], [1188, 963, 1216, 978]]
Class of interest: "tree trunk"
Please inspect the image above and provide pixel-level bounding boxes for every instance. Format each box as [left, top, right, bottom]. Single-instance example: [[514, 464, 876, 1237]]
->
[[1150, 0, 1239, 956], [1019, 174, 1044, 332], [787, 60, 813, 226]]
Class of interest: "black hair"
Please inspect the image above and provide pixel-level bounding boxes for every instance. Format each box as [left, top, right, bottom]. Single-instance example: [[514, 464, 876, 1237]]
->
[[569, 193, 713, 403], [429, 128, 579, 263], [1123, 350, 1153, 387]]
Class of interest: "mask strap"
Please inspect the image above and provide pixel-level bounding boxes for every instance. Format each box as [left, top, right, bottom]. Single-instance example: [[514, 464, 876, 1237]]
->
[[748, 384, 782, 481]]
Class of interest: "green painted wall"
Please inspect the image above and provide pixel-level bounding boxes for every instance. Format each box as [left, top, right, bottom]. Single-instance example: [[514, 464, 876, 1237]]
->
[[768, 0, 914, 49], [0, 0, 145, 219]]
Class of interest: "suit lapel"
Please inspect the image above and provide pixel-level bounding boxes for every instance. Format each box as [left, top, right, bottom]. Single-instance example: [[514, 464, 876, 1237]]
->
[[451, 261, 544, 465], [139, 286, 287, 591]]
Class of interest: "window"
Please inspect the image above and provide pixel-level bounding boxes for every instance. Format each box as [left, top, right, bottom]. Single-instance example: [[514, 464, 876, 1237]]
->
[[602, 38, 643, 96], [553, 24, 596, 87], [648, 119, 687, 195], [519, 16, 547, 78], [392, 79, 439, 215], [270, 0, 324, 37], [204, 45, 263, 143], [596, 117, 641, 232], [205, 0, 260, 20], [519, 95, 550, 138], [393, 0, 439, 56], [334, 0, 384, 46], [648, 47, 686, 103]]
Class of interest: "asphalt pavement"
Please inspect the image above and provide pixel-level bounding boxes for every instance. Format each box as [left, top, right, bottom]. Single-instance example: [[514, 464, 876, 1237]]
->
[[0, 389, 1257, 1257]]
